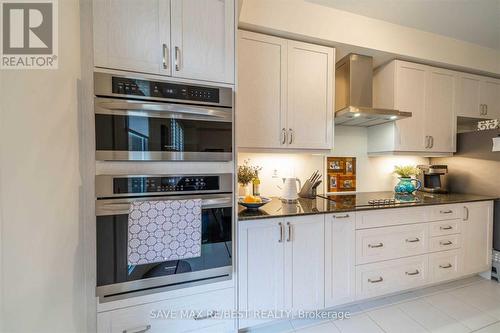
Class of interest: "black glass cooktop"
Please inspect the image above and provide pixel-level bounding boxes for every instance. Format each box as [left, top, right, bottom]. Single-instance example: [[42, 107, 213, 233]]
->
[[317, 191, 420, 208]]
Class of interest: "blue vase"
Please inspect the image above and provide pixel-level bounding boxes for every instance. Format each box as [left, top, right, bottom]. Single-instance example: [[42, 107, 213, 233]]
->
[[394, 177, 421, 194]]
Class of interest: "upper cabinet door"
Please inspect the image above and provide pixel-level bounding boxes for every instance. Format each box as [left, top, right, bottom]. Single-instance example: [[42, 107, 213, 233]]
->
[[171, 0, 235, 83], [93, 0, 164, 74], [425, 69, 456, 152], [394, 62, 427, 151], [480, 79, 500, 118], [237, 31, 287, 149], [286, 41, 334, 149], [457, 75, 482, 118]]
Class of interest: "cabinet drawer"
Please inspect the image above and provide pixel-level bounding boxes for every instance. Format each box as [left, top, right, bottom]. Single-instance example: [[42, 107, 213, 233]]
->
[[356, 224, 429, 264], [430, 220, 461, 237], [429, 250, 462, 283], [105, 288, 234, 333], [428, 204, 462, 221], [356, 207, 427, 229], [356, 255, 428, 299], [430, 234, 461, 252]]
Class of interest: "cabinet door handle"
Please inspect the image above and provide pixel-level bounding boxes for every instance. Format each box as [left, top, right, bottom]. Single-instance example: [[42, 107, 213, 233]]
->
[[286, 222, 291, 242], [122, 325, 151, 333], [430, 136, 434, 148], [281, 128, 287, 145], [480, 104, 484, 115], [440, 209, 453, 214], [406, 237, 420, 243], [174, 46, 181, 71], [278, 222, 284, 243], [288, 128, 293, 144], [368, 277, 384, 283], [368, 242, 384, 248], [405, 269, 420, 276], [440, 225, 453, 230], [162, 43, 169, 70], [485, 104, 488, 115], [334, 214, 350, 219], [439, 263, 453, 269], [463, 206, 469, 221], [425, 136, 429, 148], [440, 240, 453, 246]]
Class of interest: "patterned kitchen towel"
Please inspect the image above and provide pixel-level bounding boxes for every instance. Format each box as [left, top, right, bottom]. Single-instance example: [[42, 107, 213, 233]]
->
[[127, 199, 202, 265]]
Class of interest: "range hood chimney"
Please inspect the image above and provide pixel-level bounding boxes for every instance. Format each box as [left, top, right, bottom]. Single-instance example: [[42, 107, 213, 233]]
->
[[335, 54, 411, 126]]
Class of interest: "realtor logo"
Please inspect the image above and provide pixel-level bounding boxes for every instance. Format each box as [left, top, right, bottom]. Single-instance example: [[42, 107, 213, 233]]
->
[[1, 0, 58, 69]]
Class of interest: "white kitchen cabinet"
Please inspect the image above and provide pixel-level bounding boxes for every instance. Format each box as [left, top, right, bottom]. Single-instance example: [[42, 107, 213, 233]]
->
[[93, 0, 234, 84], [457, 74, 500, 119], [284, 214, 325, 311], [237, 30, 334, 150], [237, 31, 287, 149], [96, 288, 234, 333], [93, 0, 167, 75], [238, 218, 285, 319], [325, 213, 356, 307], [480, 79, 500, 118], [369, 60, 456, 154], [462, 201, 494, 275], [424, 68, 456, 152], [238, 215, 325, 328], [286, 41, 334, 149], [171, 0, 234, 83]]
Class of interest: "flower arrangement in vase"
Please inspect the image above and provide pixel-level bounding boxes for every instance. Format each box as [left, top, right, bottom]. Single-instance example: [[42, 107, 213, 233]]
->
[[237, 160, 262, 196], [393, 165, 422, 195]]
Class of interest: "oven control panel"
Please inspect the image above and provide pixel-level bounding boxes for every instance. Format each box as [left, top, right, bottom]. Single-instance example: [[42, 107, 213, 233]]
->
[[111, 77, 220, 103], [113, 176, 220, 194]]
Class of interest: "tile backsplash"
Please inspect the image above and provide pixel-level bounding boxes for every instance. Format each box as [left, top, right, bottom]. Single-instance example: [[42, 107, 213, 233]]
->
[[238, 126, 429, 197]]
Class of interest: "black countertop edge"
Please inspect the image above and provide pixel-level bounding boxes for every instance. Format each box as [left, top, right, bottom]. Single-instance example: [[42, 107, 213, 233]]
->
[[237, 193, 499, 221]]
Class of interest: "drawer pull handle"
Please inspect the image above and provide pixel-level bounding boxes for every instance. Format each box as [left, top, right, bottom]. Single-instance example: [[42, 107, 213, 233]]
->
[[440, 226, 453, 230], [406, 237, 420, 243], [440, 210, 453, 214], [334, 214, 350, 219], [194, 311, 218, 321], [368, 243, 384, 248], [440, 240, 453, 246], [123, 325, 151, 333], [405, 269, 420, 276], [439, 263, 453, 269], [368, 277, 384, 283]]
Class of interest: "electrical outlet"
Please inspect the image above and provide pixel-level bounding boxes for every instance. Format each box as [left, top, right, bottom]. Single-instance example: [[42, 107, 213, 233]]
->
[[272, 169, 279, 178]]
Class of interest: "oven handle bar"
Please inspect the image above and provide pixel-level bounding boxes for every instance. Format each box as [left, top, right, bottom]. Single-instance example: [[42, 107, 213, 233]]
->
[[96, 196, 232, 216], [95, 98, 232, 120]]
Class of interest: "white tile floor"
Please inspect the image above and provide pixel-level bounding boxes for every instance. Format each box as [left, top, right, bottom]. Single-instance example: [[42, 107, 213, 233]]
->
[[243, 276, 500, 333]]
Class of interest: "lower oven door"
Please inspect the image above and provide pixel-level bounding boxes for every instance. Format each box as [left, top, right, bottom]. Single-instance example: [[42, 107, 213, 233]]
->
[[96, 194, 232, 301], [94, 97, 233, 161]]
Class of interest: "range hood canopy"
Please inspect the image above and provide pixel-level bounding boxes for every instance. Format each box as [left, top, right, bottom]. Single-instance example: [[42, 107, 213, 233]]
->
[[335, 54, 411, 127]]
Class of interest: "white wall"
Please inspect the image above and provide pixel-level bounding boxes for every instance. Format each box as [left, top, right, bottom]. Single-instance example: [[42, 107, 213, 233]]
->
[[238, 126, 428, 196], [0, 0, 85, 332], [239, 0, 500, 76]]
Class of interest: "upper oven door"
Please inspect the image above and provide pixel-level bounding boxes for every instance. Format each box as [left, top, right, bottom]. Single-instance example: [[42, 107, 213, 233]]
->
[[94, 97, 233, 161]]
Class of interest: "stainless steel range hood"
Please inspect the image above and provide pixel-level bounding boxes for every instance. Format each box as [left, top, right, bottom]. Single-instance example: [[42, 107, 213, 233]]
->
[[335, 54, 411, 126]]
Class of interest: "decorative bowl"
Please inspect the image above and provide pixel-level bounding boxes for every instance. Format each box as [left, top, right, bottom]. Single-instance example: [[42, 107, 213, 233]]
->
[[238, 196, 271, 210]]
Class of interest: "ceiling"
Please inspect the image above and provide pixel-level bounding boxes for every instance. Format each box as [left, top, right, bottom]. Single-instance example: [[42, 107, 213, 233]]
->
[[308, 0, 500, 50]]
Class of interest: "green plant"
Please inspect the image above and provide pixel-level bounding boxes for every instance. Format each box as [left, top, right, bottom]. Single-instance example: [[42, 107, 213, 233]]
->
[[237, 160, 262, 186], [393, 165, 421, 178]]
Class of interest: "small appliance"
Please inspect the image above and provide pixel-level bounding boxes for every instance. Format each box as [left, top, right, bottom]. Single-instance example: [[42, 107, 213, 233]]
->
[[280, 178, 301, 202], [417, 165, 448, 193]]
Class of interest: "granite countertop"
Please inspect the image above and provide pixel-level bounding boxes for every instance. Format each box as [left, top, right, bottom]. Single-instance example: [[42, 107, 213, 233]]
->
[[238, 192, 498, 221]]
